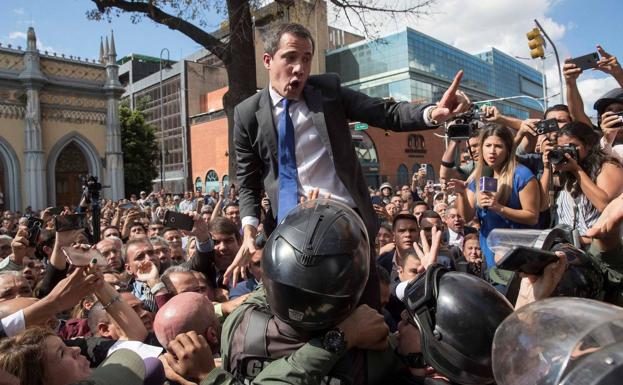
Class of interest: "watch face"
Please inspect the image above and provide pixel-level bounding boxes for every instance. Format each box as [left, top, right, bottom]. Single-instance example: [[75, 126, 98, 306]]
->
[[324, 329, 345, 352]]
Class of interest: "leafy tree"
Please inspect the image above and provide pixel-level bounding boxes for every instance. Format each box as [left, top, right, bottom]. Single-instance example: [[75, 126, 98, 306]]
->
[[119, 105, 159, 195], [88, 0, 433, 179]]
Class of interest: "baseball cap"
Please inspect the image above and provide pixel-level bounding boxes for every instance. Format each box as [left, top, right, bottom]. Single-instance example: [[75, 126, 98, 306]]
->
[[71, 349, 146, 385], [593, 88, 623, 114]]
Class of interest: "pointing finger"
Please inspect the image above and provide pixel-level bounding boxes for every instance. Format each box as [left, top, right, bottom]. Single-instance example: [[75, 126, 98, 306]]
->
[[447, 70, 464, 96]]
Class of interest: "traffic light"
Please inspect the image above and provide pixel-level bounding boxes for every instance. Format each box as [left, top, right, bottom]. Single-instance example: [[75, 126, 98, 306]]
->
[[526, 28, 545, 59]]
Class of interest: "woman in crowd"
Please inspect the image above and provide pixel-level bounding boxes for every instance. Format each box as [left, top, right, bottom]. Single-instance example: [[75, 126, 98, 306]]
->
[[541, 121, 623, 245], [0, 327, 91, 385], [452, 124, 540, 276]]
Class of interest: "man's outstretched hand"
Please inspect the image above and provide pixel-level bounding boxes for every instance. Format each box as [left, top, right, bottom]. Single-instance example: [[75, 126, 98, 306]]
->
[[430, 70, 471, 124], [224, 225, 256, 287]]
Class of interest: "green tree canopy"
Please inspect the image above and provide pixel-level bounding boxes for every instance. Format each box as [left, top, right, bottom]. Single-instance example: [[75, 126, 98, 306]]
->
[[120, 105, 159, 195]]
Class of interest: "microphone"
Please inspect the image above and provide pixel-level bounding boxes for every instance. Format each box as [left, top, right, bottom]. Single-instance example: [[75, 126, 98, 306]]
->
[[479, 166, 497, 212]]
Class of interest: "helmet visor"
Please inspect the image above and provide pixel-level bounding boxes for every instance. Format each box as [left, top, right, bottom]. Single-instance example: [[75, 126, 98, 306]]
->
[[493, 298, 623, 385]]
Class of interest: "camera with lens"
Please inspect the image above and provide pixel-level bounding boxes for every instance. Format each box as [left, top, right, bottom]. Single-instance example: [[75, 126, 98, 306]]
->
[[548, 144, 578, 165], [535, 118, 559, 135], [446, 106, 484, 141]]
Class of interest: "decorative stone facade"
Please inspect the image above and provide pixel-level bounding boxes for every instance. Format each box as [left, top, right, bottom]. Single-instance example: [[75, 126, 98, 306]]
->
[[0, 28, 124, 211]]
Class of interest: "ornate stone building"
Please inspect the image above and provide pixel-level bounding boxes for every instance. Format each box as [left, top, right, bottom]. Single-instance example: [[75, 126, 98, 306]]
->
[[0, 28, 124, 211]]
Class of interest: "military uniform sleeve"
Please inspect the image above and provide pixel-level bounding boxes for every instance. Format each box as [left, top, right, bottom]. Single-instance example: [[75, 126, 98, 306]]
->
[[252, 340, 345, 385], [200, 368, 243, 385]]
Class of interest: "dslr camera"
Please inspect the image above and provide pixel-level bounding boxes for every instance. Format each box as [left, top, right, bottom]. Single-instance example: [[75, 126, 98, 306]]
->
[[535, 118, 558, 135], [548, 144, 578, 165], [446, 106, 486, 140]]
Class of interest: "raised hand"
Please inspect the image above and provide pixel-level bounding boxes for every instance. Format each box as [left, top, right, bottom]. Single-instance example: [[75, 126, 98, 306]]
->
[[163, 331, 215, 383], [337, 305, 389, 351], [431, 70, 471, 124], [596, 45, 622, 76]]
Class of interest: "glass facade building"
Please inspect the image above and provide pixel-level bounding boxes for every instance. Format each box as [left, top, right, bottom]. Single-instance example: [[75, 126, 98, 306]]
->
[[326, 28, 544, 119]]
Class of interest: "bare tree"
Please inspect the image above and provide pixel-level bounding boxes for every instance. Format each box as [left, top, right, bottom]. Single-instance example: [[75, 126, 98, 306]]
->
[[88, 0, 434, 183]]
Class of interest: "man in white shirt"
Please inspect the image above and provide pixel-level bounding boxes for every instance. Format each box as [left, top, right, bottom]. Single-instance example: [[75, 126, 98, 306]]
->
[[231, 23, 470, 306]]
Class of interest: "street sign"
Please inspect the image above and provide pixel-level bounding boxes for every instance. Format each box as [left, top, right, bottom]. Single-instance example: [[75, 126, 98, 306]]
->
[[354, 122, 368, 131]]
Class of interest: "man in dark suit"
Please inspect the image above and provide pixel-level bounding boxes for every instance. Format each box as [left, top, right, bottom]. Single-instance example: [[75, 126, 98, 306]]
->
[[226, 23, 470, 306]]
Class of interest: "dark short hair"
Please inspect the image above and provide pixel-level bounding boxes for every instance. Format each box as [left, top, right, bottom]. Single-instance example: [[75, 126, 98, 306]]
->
[[413, 201, 428, 208], [392, 213, 418, 229], [420, 210, 442, 221], [162, 227, 179, 235], [103, 225, 120, 234], [544, 104, 569, 119], [209, 217, 240, 241], [264, 23, 315, 57], [379, 223, 392, 233], [223, 202, 239, 212]]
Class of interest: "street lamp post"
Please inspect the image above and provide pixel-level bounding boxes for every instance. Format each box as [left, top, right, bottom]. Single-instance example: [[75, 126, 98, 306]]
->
[[159, 48, 170, 191]]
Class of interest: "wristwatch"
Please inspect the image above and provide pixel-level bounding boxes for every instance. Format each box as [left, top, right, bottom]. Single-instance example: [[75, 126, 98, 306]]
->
[[322, 328, 347, 353], [150, 282, 166, 294]]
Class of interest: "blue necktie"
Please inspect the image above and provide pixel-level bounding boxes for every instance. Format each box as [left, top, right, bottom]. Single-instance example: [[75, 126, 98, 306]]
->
[[278, 98, 298, 221]]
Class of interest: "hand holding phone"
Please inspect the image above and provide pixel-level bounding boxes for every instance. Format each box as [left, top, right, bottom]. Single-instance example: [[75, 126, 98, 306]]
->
[[163, 211, 195, 232], [54, 214, 87, 232], [569, 52, 600, 71], [62, 246, 108, 268], [26, 217, 44, 246]]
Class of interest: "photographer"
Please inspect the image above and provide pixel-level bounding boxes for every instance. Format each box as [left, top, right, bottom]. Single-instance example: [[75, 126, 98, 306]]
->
[[541, 121, 623, 245], [440, 126, 480, 182]]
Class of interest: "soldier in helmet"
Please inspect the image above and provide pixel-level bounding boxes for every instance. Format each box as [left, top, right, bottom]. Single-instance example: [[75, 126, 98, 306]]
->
[[220, 199, 520, 385]]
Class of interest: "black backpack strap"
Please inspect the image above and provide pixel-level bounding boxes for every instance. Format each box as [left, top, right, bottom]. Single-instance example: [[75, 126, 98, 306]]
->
[[243, 307, 272, 358]]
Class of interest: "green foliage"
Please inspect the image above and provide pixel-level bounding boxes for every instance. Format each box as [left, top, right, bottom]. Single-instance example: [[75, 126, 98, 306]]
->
[[120, 105, 159, 195]]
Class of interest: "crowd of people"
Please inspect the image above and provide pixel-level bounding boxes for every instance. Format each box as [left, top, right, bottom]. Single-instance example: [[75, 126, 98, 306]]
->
[[1, 22, 623, 385]]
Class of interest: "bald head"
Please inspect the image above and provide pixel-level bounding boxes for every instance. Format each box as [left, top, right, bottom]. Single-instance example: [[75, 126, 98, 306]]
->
[[154, 292, 218, 351], [0, 297, 38, 318], [0, 272, 32, 303]]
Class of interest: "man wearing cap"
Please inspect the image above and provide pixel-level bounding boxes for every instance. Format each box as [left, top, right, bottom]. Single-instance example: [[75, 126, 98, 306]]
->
[[231, 23, 470, 307]]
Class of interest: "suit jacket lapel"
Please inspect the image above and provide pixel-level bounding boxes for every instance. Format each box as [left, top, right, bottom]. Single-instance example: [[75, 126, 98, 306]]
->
[[303, 85, 334, 162], [256, 88, 278, 159]]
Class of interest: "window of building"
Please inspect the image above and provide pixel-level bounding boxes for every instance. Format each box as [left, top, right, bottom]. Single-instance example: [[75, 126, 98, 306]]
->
[[205, 170, 219, 194], [397, 164, 409, 186]]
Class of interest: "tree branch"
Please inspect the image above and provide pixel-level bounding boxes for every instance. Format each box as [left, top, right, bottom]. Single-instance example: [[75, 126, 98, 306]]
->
[[90, 0, 229, 62], [327, 0, 436, 38]]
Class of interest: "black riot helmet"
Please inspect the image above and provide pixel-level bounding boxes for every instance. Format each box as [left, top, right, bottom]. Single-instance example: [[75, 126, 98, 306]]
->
[[398, 265, 514, 385], [262, 199, 370, 331]]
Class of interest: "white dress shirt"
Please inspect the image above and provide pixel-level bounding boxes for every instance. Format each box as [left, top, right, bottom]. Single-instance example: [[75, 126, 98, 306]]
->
[[242, 85, 437, 229], [242, 86, 356, 229], [448, 228, 464, 248]]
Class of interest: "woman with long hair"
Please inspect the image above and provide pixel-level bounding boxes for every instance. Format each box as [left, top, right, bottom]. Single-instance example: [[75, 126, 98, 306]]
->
[[451, 124, 540, 274], [541, 121, 623, 244]]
